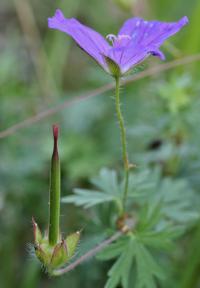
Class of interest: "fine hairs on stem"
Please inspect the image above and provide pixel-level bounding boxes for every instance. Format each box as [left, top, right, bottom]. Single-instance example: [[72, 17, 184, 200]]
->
[[52, 219, 134, 276], [52, 231, 122, 276], [115, 76, 130, 213]]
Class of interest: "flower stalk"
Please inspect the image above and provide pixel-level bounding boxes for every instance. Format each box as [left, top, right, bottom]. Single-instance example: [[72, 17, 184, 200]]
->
[[49, 125, 61, 245], [115, 77, 130, 212]]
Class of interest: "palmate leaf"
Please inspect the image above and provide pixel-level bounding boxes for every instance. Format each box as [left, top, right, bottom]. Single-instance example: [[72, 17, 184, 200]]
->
[[132, 170, 199, 227], [62, 166, 199, 227], [154, 178, 199, 224], [99, 235, 164, 288], [105, 250, 133, 288], [127, 168, 160, 199], [138, 226, 181, 251], [104, 237, 134, 288], [62, 167, 161, 208], [97, 237, 129, 261], [136, 198, 186, 251], [91, 168, 121, 195], [62, 165, 199, 288], [134, 242, 164, 288], [62, 188, 115, 208], [62, 168, 121, 208]]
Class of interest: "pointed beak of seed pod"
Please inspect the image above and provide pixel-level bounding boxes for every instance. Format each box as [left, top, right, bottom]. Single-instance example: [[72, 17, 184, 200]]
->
[[52, 124, 59, 159]]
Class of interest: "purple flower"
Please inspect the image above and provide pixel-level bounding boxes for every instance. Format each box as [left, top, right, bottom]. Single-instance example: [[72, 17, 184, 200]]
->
[[48, 10, 188, 77]]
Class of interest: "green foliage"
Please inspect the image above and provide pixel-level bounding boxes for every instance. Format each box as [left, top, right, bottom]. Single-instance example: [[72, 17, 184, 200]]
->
[[104, 238, 134, 288], [62, 168, 121, 208], [1, 0, 200, 287], [63, 167, 198, 226], [63, 166, 199, 288], [98, 235, 164, 288], [157, 74, 192, 114]]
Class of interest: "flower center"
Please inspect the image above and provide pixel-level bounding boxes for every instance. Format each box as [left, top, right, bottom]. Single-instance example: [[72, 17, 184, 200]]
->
[[106, 34, 131, 48]]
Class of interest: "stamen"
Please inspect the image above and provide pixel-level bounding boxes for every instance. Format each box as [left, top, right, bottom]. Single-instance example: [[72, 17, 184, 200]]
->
[[106, 34, 131, 45], [117, 35, 131, 41], [106, 34, 117, 44]]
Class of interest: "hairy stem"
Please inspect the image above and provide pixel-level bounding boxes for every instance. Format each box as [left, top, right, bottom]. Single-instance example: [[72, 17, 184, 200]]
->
[[115, 77, 130, 212], [52, 220, 134, 277], [52, 231, 122, 276], [49, 125, 60, 245]]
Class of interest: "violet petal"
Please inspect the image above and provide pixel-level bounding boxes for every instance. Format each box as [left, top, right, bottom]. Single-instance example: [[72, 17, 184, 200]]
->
[[115, 16, 188, 73], [48, 9, 110, 71]]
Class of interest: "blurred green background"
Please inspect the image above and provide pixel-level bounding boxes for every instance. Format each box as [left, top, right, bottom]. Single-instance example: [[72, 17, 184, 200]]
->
[[0, 0, 200, 287]]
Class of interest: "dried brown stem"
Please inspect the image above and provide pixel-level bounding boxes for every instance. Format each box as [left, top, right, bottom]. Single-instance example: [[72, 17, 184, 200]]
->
[[0, 53, 200, 139], [13, 0, 57, 100]]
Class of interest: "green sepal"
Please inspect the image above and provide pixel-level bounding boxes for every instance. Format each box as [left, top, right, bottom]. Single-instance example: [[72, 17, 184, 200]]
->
[[33, 228, 80, 273], [65, 231, 80, 259], [104, 56, 121, 78], [32, 218, 43, 244], [50, 240, 68, 269], [35, 243, 52, 267]]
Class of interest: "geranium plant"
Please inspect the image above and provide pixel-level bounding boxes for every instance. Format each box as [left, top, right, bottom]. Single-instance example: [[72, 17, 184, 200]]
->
[[31, 9, 199, 288]]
